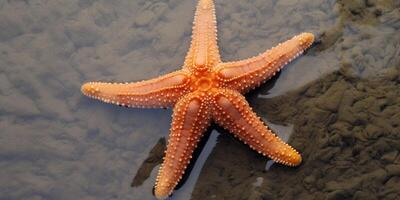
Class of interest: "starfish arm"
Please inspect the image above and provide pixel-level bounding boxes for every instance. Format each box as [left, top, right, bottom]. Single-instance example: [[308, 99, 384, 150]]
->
[[183, 0, 220, 71], [81, 70, 191, 108], [211, 88, 301, 166], [215, 32, 315, 93], [154, 92, 211, 198]]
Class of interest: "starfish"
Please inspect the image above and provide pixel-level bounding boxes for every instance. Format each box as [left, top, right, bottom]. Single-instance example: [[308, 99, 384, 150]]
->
[[81, 0, 314, 198]]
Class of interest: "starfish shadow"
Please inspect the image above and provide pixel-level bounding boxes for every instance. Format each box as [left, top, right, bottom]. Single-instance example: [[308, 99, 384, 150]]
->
[[131, 138, 166, 187], [130, 127, 214, 192]]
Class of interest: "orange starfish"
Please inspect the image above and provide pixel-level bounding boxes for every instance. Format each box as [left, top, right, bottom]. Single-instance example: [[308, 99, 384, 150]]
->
[[81, 0, 314, 198]]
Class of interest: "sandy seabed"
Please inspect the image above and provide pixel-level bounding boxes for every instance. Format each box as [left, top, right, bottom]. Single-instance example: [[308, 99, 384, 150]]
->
[[0, 0, 399, 200]]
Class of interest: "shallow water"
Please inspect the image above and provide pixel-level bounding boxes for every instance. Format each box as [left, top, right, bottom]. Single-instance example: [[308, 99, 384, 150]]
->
[[1, 0, 399, 199]]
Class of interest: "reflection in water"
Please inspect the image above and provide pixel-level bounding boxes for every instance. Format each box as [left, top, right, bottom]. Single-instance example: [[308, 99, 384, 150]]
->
[[266, 120, 294, 143], [252, 177, 264, 187], [265, 160, 275, 171]]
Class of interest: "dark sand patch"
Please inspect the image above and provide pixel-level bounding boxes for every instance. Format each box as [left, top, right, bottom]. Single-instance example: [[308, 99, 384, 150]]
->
[[191, 0, 400, 199]]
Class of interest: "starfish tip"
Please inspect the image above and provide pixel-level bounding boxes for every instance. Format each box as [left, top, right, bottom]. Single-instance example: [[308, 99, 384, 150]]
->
[[81, 82, 91, 95], [81, 82, 102, 97], [154, 186, 170, 200], [290, 152, 302, 166], [299, 32, 315, 46]]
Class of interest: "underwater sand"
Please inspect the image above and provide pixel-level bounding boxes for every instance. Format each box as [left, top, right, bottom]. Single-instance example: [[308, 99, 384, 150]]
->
[[0, 0, 399, 199]]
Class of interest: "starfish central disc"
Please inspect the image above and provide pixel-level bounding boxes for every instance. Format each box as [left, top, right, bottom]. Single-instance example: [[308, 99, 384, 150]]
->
[[196, 77, 213, 91]]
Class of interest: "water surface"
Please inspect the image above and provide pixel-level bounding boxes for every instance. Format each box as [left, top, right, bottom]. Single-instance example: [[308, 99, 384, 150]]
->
[[1, 0, 399, 199]]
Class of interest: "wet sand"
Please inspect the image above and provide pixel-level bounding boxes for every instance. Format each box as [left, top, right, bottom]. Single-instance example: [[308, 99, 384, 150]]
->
[[0, 0, 399, 200]]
